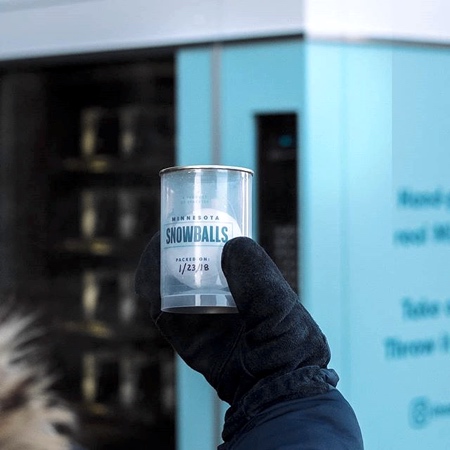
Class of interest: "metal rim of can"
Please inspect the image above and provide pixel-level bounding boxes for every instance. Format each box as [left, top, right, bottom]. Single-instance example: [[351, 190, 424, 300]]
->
[[159, 165, 254, 177]]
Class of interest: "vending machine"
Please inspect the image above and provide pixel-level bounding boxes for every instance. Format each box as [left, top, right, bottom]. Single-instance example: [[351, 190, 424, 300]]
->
[[0, 53, 176, 449]]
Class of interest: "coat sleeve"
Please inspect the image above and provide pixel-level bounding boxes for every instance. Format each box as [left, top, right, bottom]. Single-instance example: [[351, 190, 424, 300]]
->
[[218, 388, 364, 450]]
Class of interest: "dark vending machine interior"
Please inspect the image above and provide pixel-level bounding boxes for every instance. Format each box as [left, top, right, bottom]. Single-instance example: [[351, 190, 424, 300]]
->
[[0, 54, 176, 449], [257, 113, 298, 293]]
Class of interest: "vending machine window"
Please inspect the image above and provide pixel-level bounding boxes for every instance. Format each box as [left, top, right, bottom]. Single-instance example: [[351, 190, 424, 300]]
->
[[257, 113, 298, 293], [0, 54, 176, 449]]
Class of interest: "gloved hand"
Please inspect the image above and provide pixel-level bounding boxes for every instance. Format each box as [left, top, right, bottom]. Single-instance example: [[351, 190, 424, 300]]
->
[[135, 233, 337, 441]]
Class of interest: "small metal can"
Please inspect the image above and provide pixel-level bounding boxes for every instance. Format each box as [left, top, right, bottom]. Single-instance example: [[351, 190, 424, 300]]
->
[[159, 165, 253, 313]]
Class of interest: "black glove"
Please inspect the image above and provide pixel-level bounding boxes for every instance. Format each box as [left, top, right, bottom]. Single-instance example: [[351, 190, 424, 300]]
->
[[135, 233, 337, 441]]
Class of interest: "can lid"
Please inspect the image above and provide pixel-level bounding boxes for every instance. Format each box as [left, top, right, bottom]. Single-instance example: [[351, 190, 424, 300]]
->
[[159, 165, 254, 176]]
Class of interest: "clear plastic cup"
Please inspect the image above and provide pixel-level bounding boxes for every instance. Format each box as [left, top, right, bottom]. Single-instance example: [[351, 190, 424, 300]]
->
[[159, 165, 253, 313]]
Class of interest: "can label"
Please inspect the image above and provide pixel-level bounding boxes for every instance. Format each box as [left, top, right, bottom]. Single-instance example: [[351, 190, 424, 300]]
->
[[163, 208, 240, 288], [165, 223, 230, 244]]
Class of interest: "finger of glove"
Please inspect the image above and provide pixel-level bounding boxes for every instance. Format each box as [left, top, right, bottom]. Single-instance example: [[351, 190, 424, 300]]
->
[[221, 237, 298, 322], [221, 237, 330, 370]]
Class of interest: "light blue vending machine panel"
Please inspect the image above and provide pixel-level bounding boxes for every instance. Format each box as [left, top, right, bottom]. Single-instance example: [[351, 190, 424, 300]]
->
[[304, 41, 450, 449], [176, 39, 305, 450]]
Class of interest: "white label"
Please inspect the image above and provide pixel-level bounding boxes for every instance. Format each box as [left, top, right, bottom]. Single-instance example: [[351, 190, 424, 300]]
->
[[163, 208, 241, 289]]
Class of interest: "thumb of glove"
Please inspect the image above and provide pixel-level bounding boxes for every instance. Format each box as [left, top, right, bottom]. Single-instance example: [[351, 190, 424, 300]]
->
[[221, 236, 331, 376]]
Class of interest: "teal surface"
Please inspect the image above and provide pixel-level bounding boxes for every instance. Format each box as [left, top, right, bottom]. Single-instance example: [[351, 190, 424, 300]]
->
[[220, 39, 304, 237], [175, 47, 217, 450], [219, 38, 304, 426], [175, 40, 304, 450], [176, 48, 213, 166], [304, 41, 450, 450], [302, 42, 348, 390], [176, 39, 450, 450], [220, 39, 304, 168]]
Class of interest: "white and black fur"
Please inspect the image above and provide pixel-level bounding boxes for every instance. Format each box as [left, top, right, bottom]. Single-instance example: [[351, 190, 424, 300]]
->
[[0, 306, 76, 450]]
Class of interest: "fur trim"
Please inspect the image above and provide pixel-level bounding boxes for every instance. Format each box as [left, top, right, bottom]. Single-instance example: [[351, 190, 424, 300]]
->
[[0, 307, 76, 450]]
